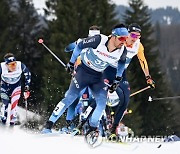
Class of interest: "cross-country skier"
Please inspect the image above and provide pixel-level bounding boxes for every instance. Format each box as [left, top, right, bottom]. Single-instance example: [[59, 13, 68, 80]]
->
[[107, 23, 155, 137], [71, 24, 155, 140], [65, 25, 101, 53], [60, 25, 101, 133], [41, 24, 129, 137], [0, 53, 31, 126]]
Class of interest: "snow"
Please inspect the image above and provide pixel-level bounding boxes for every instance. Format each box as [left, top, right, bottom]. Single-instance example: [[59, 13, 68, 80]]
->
[[0, 126, 180, 154], [17, 106, 42, 122], [0, 102, 42, 125], [0, 105, 179, 154]]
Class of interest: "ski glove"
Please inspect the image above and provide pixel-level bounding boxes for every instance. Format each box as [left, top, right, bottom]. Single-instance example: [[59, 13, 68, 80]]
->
[[146, 75, 155, 89], [109, 76, 122, 93], [24, 86, 30, 99], [66, 62, 74, 74]]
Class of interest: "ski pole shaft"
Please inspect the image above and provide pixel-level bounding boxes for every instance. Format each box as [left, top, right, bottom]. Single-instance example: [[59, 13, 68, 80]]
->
[[154, 96, 180, 100], [25, 99, 28, 121], [149, 96, 180, 101], [105, 82, 151, 97], [24, 92, 28, 122], [130, 86, 151, 97], [38, 39, 66, 67]]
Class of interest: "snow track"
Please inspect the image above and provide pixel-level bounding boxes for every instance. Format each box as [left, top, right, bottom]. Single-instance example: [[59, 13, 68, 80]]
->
[[0, 126, 180, 154]]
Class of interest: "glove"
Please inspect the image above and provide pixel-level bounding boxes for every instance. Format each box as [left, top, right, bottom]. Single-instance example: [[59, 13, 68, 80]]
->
[[146, 75, 155, 89], [65, 62, 74, 74], [108, 76, 122, 93], [24, 86, 30, 99]]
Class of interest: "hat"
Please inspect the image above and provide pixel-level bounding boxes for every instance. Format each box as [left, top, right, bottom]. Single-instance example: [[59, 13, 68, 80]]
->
[[88, 25, 100, 37], [128, 23, 141, 33], [112, 27, 128, 36], [4, 56, 16, 64]]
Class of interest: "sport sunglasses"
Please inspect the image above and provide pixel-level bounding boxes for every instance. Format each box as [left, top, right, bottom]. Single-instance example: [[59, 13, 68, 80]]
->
[[130, 33, 141, 38], [116, 36, 127, 41], [7, 62, 17, 67]]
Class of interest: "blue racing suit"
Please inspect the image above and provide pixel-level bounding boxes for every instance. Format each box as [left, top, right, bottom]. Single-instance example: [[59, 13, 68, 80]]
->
[[48, 34, 127, 128]]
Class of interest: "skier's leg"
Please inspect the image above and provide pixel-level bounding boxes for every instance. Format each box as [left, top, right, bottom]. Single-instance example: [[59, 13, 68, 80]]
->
[[66, 97, 79, 121], [88, 84, 108, 129], [111, 81, 130, 133], [10, 86, 21, 125], [61, 97, 79, 133], [0, 103, 9, 124], [84, 86, 107, 147], [42, 66, 90, 133], [0, 87, 10, 124]]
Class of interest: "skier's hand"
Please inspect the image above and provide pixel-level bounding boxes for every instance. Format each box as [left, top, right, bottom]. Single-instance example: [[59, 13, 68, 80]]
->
[[146, 75, 155, 89], [24, 86, 30, 99], [65, 62, 74, 74], [109, 76, 122, 93]]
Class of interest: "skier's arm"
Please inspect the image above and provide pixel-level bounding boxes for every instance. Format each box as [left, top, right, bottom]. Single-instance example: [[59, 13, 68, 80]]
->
[[64, 42, 77, 52], [116, 47, 127, 77], [137, 43, 150, 77], [65, 38, 83, 52], [21, 63, 31, 87], [116, 60, 125, 78], [137, 43, 155, 88], [108, 47, 127, 93], [70, 35, 101, 63]]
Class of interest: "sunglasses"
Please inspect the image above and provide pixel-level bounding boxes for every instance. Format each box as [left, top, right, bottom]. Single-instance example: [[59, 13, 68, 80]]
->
[[116, 36, 127, 42], [130, 33, 141, 38], [7, 62, 17, 67]]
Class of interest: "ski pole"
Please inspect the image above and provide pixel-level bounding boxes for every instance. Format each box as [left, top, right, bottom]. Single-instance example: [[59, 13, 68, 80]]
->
[[38, 39, 66, 67], [130, 86, 151, 97], [24, 92, 28, 122], [105, 82, 151, 97], [148, 95, 180, 102]]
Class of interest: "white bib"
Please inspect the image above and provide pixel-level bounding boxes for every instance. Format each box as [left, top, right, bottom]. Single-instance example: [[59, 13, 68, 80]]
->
[[1, 61, 22, 84]]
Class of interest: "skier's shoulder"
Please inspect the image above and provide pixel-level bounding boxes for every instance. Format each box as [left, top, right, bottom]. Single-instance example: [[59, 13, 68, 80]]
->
[[99, 34, 108, 43]]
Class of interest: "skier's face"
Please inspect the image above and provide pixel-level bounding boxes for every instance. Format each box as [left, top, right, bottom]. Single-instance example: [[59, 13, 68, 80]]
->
[[114, 35, 127, 48], [7, 61, 17, 72], [128, 32, 141, 43]]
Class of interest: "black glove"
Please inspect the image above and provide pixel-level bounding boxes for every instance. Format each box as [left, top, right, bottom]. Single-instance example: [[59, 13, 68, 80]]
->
[[146, 75, 155, 89], [24, 86, 30, 99], [109, 76, 122, 93], [24, 85, 30, 92], [65, 62, 74, 74]]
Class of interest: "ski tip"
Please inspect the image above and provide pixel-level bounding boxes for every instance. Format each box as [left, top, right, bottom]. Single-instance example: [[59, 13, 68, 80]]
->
[[38, 39, 44, 44]]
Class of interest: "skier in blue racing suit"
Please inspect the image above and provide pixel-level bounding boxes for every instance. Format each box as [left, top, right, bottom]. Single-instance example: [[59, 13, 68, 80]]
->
[[41, 24, 129, 135]]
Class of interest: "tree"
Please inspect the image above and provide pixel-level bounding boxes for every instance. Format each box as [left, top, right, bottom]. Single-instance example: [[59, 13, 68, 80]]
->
[[0, 0, 16, 56], [8, 0, 48, 112], [123, 0, 177, 135], [0, 0, 48, 115]]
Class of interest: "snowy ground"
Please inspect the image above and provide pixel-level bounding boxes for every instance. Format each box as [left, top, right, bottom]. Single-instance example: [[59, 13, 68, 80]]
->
[[0, 126, 180, 154], [0, 105, 179, 154]]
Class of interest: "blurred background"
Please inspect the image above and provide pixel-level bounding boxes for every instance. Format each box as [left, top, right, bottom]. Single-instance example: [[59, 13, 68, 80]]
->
[[0, 0, 179, 136]]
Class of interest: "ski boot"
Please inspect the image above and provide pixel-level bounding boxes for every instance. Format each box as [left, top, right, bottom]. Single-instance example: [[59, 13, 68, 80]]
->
[[41, 121, 53, 134], [107, 125, 118, 142], [0, 119, 6, 125], [85, 126, 102, 147], [67, 120, 76, 133], [72, 128, 81, 136], [59, 127, 69, 134], [0, 116, 7, 125]]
